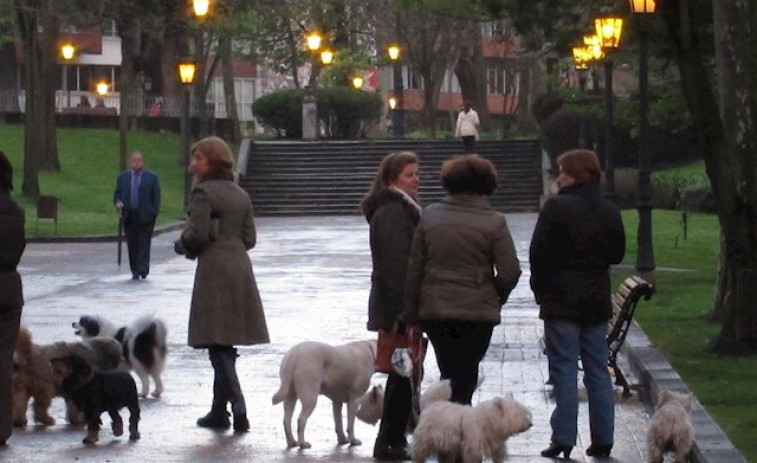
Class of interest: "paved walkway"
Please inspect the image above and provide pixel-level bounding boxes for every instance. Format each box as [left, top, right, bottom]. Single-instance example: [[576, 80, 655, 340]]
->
[[6, 214, 743, 462]]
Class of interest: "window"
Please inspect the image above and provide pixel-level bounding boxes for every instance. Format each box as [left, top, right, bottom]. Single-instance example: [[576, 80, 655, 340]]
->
[[103, 19, 118, 37], [486, 60, 504, 94], [482, 21, 505, 37], [405, 68, 421, 90]]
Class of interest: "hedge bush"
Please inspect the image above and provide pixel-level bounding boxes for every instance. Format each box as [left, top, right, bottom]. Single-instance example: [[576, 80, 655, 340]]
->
[[251, 87, 383, 139]]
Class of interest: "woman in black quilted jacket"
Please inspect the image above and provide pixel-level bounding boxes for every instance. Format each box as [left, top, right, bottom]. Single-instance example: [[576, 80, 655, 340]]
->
[[530, 149, 626, 460], [360, 151, 421, 461]]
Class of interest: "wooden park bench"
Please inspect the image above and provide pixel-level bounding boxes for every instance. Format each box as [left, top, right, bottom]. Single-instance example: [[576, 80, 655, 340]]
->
[[608, 275, 655, 397], [539, 275, 655, 398]]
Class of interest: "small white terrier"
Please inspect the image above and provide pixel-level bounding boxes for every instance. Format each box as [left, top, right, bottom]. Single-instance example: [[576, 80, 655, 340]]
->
[[411, 380, 532, 463], [648, 389, 695, 463]]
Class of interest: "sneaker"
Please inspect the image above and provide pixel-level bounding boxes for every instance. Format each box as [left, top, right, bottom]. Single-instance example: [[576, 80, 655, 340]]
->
[[233, 414, 250, 433], [196, 411, 230, 429], [373, 443, 411, 461]]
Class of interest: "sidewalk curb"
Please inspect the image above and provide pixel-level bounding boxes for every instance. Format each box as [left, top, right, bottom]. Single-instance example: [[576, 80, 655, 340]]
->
[[623, 322, 747, 463], [26, 221, 185, 243]]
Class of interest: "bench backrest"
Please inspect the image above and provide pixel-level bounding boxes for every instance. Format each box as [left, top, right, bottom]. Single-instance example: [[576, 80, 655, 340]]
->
[[608, 276, 655, 352]]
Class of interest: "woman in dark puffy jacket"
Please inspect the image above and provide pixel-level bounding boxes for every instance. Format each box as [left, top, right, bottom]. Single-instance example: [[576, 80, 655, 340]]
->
[[0, 150, 25, 446], [530, 149, 625, 460], [360, 151, 421, 461], [402, 154, 521, 406]]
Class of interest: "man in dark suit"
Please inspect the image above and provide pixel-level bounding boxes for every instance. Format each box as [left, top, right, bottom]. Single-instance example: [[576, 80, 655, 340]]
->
[[114, 151, 161, 280]]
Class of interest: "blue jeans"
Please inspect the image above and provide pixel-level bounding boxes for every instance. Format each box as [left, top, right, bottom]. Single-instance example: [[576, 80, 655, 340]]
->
[[544, 319, 614, 447]]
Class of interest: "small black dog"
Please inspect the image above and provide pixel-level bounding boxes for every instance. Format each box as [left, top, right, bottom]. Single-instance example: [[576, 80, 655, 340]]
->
[[51, 354, 141, 445]]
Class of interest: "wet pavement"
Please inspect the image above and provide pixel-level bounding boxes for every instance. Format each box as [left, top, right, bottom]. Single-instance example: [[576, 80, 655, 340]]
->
[[5, 214, 737, 462]]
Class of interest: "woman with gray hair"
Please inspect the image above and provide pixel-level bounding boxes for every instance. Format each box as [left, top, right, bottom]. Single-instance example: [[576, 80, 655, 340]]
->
[[0, 150, 25, 445]]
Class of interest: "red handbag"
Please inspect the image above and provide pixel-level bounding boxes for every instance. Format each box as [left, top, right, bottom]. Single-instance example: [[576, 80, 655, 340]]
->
[[375, 323, 424, 374]]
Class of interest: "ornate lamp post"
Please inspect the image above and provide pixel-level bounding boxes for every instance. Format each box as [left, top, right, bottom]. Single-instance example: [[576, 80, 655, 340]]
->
[[387, 44, 405, 138], [630, 0, 656, 274], [61, 43, 75, 109], [303, 31, 332, 140], [595, 8, 624, 200], [178, 61, 197, 208], [571, 45, 591, 91], [192, 0, 209, 17]]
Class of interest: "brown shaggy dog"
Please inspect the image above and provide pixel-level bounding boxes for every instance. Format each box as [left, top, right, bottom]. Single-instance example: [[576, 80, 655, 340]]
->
[[12, 326, 123, 427]]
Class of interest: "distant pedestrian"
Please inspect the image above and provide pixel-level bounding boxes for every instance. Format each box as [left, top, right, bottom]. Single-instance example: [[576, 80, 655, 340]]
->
[[113, 151, 161, 280], [455, 101, 480, 154], [530, 149, 625, 460], [174, 136, 269, 433], [360, 151, 421, 461], [0, 150, 25, 446], [402, 154, 521, 405]]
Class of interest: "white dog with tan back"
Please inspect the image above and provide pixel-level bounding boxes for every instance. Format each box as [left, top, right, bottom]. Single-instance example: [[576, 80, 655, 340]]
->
[[272, 339, 383, 449], [648, 389, 695, 463]]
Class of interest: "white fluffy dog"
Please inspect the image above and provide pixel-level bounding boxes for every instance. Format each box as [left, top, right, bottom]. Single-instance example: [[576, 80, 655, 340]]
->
[[72, 314, 167, 398], [411, 380, 532, 463], [271, 339, 379, 449], [648, 390, 695, 463]]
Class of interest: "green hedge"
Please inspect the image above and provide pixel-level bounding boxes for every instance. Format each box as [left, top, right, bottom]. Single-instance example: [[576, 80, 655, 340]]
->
[[252, 87, 383, 139]]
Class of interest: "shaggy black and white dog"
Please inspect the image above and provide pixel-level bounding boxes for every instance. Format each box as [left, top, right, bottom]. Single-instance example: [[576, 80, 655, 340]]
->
[[73, 315, 167, 398]]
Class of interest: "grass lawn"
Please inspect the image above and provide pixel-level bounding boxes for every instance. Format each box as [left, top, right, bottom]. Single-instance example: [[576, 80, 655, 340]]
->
[[0, 124, 185, 237], [618, 208, 757, 462]]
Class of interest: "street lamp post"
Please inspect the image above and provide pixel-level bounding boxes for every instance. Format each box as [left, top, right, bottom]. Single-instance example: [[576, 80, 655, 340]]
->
[[630, 0, 656, 274], [303, 32, 325, 140], [595, 8, 623, 200], [178, 61, 197, 209], [61, 43, 75, 109], [387, 44, 405, 138]]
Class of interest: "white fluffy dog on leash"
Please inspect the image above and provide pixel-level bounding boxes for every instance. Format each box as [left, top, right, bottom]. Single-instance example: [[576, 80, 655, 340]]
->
[[411, 380, 532, 463], [648, 390, 695, 463]]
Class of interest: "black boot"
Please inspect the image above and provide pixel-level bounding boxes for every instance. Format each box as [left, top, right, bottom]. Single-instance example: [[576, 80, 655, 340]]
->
[[197, 409, 230, 429], [233, 413, 250, 433]]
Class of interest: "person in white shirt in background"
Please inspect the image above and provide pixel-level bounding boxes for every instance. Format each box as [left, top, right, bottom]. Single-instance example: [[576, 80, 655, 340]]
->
[[455, 101, 480, 154]]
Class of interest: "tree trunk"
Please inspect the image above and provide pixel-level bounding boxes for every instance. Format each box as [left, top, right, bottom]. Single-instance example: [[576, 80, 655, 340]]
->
[[117, 3, 138, 171], [219, 36, 240, 144], [15, 0, 41, 197], [38, 7, 59, 172], [454, 29, 490, 131], [708, 0, 757, 353]]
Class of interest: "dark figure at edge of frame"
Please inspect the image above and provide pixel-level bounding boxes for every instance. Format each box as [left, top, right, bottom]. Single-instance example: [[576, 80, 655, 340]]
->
[[360, 151, 422, 461], [0, 150, 26, 446], [174, 136, 270, 433], [455, 101, 480, 154], [402, 154, 521, 405], [113, 151, 161, 280], [530, 149, 626, 460]]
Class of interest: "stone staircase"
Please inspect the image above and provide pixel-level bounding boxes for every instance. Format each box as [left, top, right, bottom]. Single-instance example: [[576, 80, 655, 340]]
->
[[239, 139, 543, 216]]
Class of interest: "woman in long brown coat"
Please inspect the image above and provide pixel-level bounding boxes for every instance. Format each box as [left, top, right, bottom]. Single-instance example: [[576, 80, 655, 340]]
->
[[175, 136, 269, 433]]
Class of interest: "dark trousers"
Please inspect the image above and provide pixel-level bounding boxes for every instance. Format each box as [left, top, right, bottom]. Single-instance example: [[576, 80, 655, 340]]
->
[[208, 346, 247, 416], [424, 320, 493, 405], [124, 213, 155, 277], [461, 136, 476, 154], [375, 373, 412, 448], [0, 304, 22, 443]]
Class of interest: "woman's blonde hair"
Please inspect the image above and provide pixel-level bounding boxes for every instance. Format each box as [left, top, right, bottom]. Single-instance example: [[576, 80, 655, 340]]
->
[[191, 136, 234, 181], [557, 149, 602, 186]]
